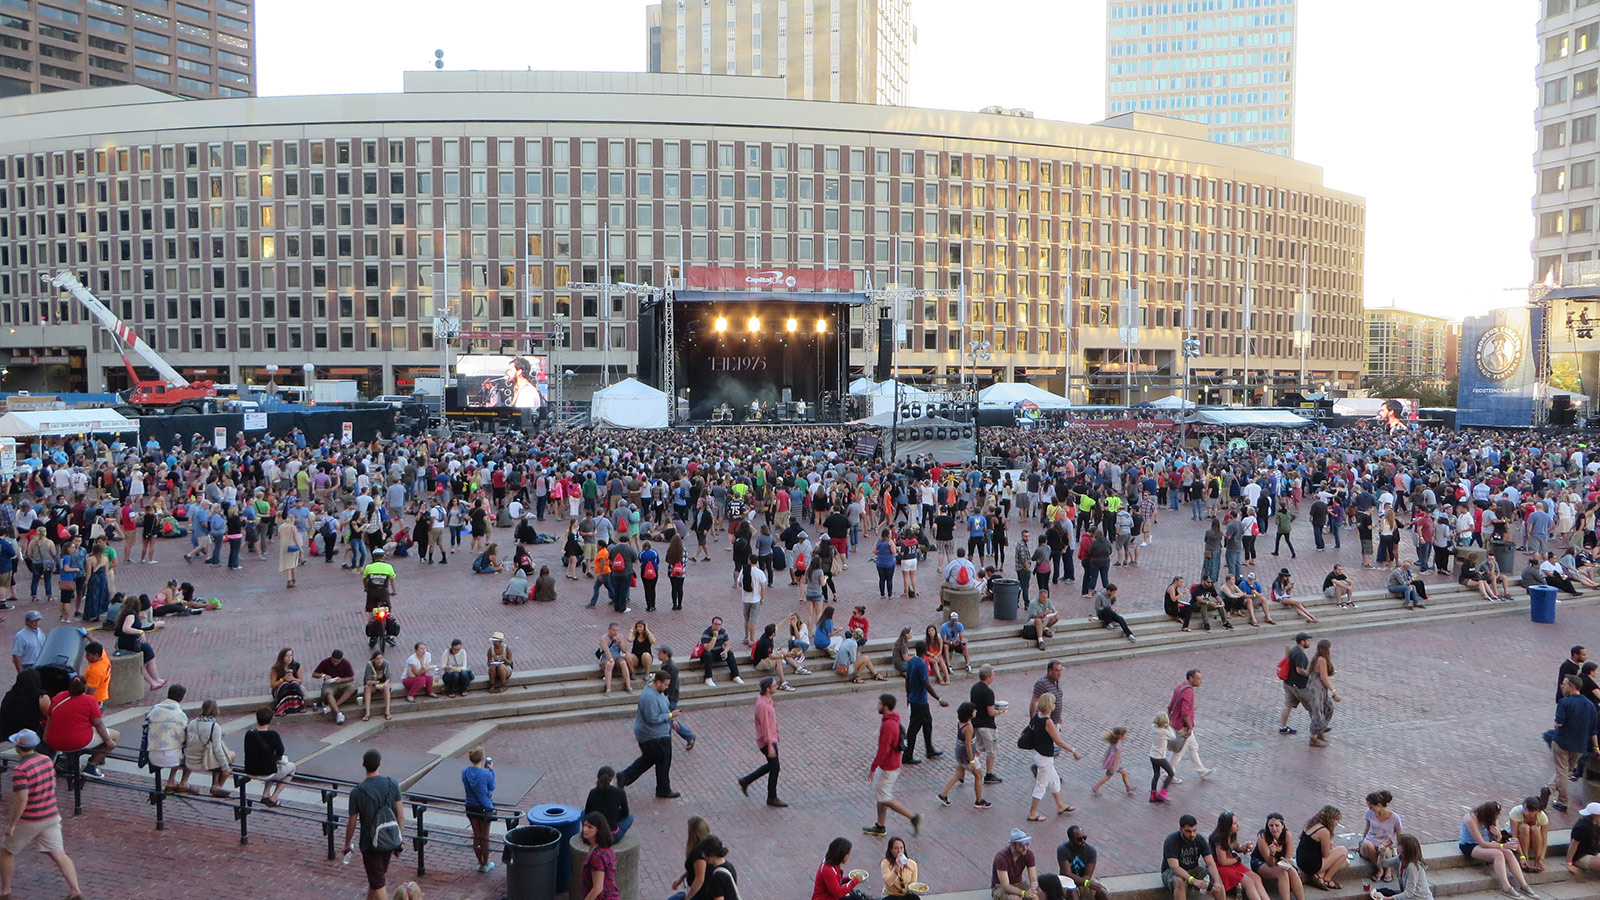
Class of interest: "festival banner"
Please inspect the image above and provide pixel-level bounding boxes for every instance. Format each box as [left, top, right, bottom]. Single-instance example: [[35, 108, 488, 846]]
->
[[1458, 308, 1540, 428], [685, 267, 853, 291]]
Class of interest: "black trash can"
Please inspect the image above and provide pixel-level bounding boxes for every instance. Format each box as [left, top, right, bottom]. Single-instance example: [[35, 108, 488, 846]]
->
[[1491, 539, 1516, 577], [992, 578, 1022, 620], [503, 824, 562, 900], [34, 626, 88, 696]]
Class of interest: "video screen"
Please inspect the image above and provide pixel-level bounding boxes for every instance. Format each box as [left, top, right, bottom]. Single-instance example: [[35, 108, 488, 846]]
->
[[456, 355, 548, 410]]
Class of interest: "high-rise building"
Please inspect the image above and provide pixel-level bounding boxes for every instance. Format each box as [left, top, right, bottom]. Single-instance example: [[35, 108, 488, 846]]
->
[[0, 0, 254, 100], [1105, 0, 1296, 156], [646, 0, 913, 105], [0, 70, 1364, 402], [1533, 0, 1600, 282], [1364, 306, 1453, 388]]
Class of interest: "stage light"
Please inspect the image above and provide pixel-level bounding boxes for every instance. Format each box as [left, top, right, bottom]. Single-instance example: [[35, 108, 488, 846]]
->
[[747, 316, 761, 333], [785, 317, 799, 333], [714, 316, 728, 333], [814, 318, 829, 333]]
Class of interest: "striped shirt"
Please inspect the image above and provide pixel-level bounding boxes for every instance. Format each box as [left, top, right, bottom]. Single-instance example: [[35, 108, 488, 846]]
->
[[11, 753, 58, 821]]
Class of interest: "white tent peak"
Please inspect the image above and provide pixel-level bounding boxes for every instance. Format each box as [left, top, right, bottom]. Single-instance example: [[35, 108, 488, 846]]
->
[[0, 408, 137, 437], [591, 378, 670, 429], [977, 382, 1072, 410]]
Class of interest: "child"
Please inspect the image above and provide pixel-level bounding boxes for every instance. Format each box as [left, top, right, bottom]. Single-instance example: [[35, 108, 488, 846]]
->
[[1149, 712, 1177, 803], [938, 701, 991, 809], [1091, 726, 1133, 796]]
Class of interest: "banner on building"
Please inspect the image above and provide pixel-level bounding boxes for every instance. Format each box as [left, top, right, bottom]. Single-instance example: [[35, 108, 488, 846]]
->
[[1458, 308, 1541, 428], [685, 267, 853, 291]]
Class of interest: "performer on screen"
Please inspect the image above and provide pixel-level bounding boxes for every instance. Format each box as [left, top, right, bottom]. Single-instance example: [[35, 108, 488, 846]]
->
[[1377, 398, 1408, 432], [477, 356, 542, 408]]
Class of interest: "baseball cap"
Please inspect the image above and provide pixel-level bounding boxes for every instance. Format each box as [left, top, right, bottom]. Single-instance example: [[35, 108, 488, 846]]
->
[[23, 610, 40, 622], [8, 729, 39, 748], [1295, 632, 1313, 642], [759, 676, 776, 692], [1582, 802, 1600, 816], [1009, 828, 1032, 844], [949, 612, 959, 620]]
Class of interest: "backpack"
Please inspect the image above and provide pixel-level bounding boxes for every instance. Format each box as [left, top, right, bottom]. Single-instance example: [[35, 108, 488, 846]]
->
[[369, 800, 404, 853], [770, 545, 787, 571], [1276, 655, 1291, 681], [956, 565, 971, 586], [642, 560, 657, 580], [670, 561, 685, 578], [1015, 717, 1038, 750], [611, 553, 625, 573]]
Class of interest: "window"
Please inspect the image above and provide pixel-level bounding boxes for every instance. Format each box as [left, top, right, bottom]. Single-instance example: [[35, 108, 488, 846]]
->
[[1575, 114, 1596, 143], [1573, 206, 1592, 233], [1543, 166, 1568, 193], [1575, 159, 1595, 188], [1545, 121, 1569, 149], [1578, 69, 1599, 99], [1549, 32, 1572, 61], [1546, 77, 1569, 106], [1541, 210, 1566, 236], [1580, 22, 1599, 52]]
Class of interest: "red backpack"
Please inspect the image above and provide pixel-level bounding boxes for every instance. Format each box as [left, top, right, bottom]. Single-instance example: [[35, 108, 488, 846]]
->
[[956, 565, 971, 586], [611, 553, 625, 573], [670, 561, 685, 578], [642, 560, 657, 580]]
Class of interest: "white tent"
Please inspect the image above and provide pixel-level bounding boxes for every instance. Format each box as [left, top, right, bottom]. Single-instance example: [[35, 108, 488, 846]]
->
[[1148, 394, 1196, 410], [848, 376, 878, 396], [0, 408, 137, 437], [977, 382, 1073, 410], [1188, 409, 1311, 428], [866, 380, 932, 415], [590, 378, 670, 429], [1546, 385, 1591, 404]]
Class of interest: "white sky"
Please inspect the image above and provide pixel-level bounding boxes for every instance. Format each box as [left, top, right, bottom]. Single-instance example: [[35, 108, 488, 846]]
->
[[256, 0, 1535, 322]]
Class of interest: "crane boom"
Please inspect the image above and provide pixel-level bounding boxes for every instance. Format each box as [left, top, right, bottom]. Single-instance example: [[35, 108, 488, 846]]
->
[[46, 270, 189, 388]]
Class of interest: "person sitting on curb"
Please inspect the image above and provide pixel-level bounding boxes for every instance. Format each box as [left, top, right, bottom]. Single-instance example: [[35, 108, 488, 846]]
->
[[41, 676, 118, 780], [1093, 584, 1137, 642], [1568, 801, 1600, 875], [834, 629, 885, 683], [1238, 572, 1275, 625], [312, 649, 357, 724], [1028, 590, 1060, 649], [751, 622, 807, 691], [1322, 565, 1355, 608], [1386, 561, 1427, 609], [1161, 813, 1225, 900], [940, 612, 975, 672], [1271, 569, 1318, 623]]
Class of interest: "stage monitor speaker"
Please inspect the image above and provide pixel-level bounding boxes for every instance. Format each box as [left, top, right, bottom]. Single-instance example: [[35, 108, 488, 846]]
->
[[1554, 394, 1572, 410], [877, 319, 894, 379]]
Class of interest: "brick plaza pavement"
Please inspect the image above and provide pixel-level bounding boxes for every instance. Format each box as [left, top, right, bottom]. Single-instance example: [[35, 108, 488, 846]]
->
[[16, 600, 1594, 900], [21, 501, 1444, 704]]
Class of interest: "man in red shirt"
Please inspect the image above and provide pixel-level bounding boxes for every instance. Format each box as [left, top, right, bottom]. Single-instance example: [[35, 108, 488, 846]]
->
[[1166, 670, 1215, 781], [736, 676, 786, 807], [42, 677, 119, 780], [865, 694, 922, 838], [1, 728, 83, 900]]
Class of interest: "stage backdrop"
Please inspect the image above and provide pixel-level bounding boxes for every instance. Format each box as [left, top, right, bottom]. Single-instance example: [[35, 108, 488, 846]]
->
[[1459, 307, 1541, 428]]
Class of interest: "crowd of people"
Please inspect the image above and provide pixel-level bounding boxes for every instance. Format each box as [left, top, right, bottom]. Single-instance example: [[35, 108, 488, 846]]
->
[[2, 417, 1600, 898]]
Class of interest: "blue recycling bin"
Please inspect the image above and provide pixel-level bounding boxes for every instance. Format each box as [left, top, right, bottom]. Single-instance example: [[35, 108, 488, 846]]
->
[[524, 803, 584, 892], [1529, 585, 1558, 624]]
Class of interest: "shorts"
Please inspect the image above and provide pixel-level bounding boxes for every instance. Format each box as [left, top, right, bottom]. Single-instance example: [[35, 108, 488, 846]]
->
[[149, 748, 183, 769], [0, 572, 13, 588], [2, 814, 63, 854], [1160, 869, 1203, 892], [1115, 535, 1132, 550], [975, 727, 998, 755], [743, 601, 761, 622], [900, 558, 918, 572], [362, 848, 395, 890], [937, 540, 954, 555], [1360, 539, 1374, 555], [755, 657, 783, 673], [872, 767, 899, 804], [1282, 681, 1305, 709], [1323, 586, 1339, 599]]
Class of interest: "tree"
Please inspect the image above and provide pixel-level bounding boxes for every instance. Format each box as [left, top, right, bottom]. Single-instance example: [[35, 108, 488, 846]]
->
[[1363, 376, 1455, 409]]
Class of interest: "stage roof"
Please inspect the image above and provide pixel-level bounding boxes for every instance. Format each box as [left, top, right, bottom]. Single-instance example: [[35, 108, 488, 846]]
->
[[674, 290, 871, 305]]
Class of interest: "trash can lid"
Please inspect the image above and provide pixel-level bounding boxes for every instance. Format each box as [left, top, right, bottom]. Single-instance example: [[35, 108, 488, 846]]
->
[[505, 824, 562, 847], [525, 803, 584, 825]]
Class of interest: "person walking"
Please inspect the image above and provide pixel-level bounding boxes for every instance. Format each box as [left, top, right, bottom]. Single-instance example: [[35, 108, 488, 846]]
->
[[1306, 640, 1340, 748], [865, 694, 923, 838], [342, 749, 405, 900], [1548, 676, 1599, 812], [902, 641, 947, 765], [1278, 632, 1313, 735], [0, 729, 83, 900], [1168, 670, 1215, 780], [1272, 507, 1297, 559], [736, 676, 787, 807], [618, 671, 680, 799], [970, 665, 1004, 786]]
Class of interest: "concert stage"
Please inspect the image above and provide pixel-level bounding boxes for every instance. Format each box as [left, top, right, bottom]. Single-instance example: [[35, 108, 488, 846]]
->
[[671, 288, 865, 423]]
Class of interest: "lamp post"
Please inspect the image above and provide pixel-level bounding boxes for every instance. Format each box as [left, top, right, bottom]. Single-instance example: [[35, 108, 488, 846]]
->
[[265, 363, 279, 396], [301, 362, 314, 387]]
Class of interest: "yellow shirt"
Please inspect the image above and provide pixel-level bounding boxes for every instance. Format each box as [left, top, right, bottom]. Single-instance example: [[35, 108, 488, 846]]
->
[[85, 656, 111, 703]]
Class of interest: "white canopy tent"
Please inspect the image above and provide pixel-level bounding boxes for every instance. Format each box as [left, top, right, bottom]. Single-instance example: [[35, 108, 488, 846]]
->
[[1546, 385, 1591, 404], [866, 380, 933, 415], [1187, 409, 1312, 428], [977, 382, 1073, 410], [0, 408, 137, 437], [848, 376, 878, 396], [590, 378, 670, 429], [1147, 394, 1197, 410]]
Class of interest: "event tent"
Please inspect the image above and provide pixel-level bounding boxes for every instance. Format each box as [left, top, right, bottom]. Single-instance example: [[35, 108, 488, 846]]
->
[[848, 376, 878, 396], [590, 378, 670, 429], [0, 408, 137, 437], [1187, 409, 1311, 428], [1147, 394, 1197, 410], [865, 380, 932, 415], [976, 382, 1072, 410]]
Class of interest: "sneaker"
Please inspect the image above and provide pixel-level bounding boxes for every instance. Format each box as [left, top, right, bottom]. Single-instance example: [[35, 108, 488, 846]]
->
[[911, 813, 924, 837], [796, 667, 813, 675], [704, 678, 717, 687], [1279, 727, 1298, 735], [779, 683, 796, 692], [336, 713, 347, 725], [1552, 800, 1569, 812], [937, 794, 951, 807], [482, 861, 497, 873], [973, 799, 993, 808], [1168, 776, 1185, 784], [1127, 634, 1138, 642], [983, 774, 1004, 784], [1197, 768, 1215, 779], [733, 676, 746, 685], [81, 765, 105, 780], [862, 824, 888, 836]]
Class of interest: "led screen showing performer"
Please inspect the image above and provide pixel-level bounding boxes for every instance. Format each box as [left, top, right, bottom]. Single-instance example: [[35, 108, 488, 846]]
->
[[456, 355, 548, 409]]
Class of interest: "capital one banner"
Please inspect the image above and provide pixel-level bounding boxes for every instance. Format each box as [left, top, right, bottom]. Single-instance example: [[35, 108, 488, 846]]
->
[[1459, 308, 1541, 428], [685, 267, 853, 291]]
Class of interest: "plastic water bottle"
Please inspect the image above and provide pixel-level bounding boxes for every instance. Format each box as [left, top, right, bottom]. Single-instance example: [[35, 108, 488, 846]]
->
[[342, 849, 355, 866]]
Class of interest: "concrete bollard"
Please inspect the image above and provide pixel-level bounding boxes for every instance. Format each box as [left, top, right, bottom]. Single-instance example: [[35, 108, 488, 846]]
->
[[108, 650, 145, 705], [569, 830, 640, 900]]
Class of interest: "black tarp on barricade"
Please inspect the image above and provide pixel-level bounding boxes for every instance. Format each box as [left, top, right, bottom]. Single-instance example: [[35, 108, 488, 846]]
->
[[137, 408, 395, 449]]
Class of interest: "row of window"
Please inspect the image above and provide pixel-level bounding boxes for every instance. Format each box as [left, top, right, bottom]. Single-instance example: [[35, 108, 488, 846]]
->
[[1538, 205, 1598, 236], [1546, 0, 1600, 20], [1539, 110, 1600, 148], [0, 139, 1361, 223]]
